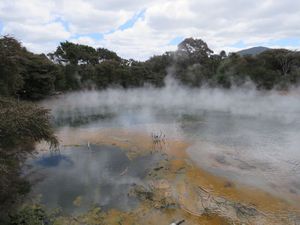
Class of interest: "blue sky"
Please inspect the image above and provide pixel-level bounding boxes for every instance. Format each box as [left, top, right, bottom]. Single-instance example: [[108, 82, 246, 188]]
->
[[168, 36, 184, 46], [231, 41, 247, 49], [267, 38, 300, 47], [63, 8, 146, 44], [74, 9, 145, 40], [118, 9, 145, 31], [232, 38, 300, 49], [0, 0, 299, 60]]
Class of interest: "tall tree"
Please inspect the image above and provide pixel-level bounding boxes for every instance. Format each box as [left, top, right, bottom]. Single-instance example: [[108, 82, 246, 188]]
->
[[177, 38, 214, 62], [49, 41, 98, 65], [0, 36, 24, 97], [19, 53, 58, 99], [0, 36, 59, 100]]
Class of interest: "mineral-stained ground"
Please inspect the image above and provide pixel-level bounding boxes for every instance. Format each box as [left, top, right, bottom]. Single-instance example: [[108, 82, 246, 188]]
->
[[35, 128, 300, 225]]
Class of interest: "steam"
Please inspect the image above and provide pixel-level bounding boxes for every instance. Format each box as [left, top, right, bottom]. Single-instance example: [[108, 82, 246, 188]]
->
[[43, 76, 300, 124], [39, 77, 300, 203]]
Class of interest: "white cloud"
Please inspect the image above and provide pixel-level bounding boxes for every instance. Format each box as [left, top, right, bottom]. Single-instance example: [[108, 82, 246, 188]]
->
[[57, 0, 132, 34], [3, 22, 71, 42], [0, 0, 299, 59], [99, 19, 177, 60], [0, 0, 54, 24], [22, 41, 60, 54], [70, 36, 97, 46]]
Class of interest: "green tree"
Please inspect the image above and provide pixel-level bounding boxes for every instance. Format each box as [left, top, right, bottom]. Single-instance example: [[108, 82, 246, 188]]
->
[[0, 36, 24, 97], [172, 38, 216, 86], [97, 48, 121, 62], [0, 36, 59, 100], [0, 97, 58, 223], [144, 53, 172, 86], [49, 42, 121, 66], [49, 41, 98, 65], [18, 53, 58, 99], [176, 37, 214, 63]]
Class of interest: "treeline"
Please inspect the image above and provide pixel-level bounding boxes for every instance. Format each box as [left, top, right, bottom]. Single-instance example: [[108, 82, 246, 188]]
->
[[1, 36, 300, 100]]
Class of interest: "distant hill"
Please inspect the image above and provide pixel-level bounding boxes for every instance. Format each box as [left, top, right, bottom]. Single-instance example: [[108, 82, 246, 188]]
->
[[237, 46, 270, 56]]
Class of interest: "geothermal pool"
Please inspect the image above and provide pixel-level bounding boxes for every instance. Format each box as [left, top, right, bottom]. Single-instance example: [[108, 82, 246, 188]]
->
[[183, 112, 300, 202], [26, 145, 163, 213], [28, 88, 300, 219]]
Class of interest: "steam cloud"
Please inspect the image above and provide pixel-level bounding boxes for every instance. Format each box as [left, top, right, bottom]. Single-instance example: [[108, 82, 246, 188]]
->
[[43, 76, 300, 124], [39, 77, 300, 202]]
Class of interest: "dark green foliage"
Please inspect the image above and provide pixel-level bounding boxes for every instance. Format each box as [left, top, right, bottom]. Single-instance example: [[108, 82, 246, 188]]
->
[[1, 36, 300, 98], [48, 41, 98, 65], [215, 53, 248, 88], [97, 47, 121, 62], [172, 38, 221, 86], [0, 36, 59, 100], [48, 41, 128, 90], [0, 97, 58, 223], [9, 204, 58, 225], [53, 65, 66, 91], [49, 41, 121, 66], [0, 36, 24, 97], [18, 53, 58, 99], [0, 97, 58, 150], [93, 60, 123, 88], [63, 64, 81, 90], [177, 38, 214, 62], [215, 73, 232, 88], [215, 50, 300, 89], [144, 53, 172, 86]]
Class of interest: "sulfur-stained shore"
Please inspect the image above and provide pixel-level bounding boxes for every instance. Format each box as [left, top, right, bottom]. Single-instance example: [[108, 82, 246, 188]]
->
[[38, 127, 300, 225]]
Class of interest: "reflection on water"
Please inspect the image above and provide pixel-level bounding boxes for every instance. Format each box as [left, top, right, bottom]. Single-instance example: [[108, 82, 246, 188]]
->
[[35, 154, 74, 167], [26, 145, 162, 213]]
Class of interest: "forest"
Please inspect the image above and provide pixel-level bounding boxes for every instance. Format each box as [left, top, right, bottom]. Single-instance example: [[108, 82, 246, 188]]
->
[[1, 36, 300, 101]]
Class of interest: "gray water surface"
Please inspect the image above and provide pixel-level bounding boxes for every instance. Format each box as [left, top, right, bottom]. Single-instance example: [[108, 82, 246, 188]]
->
[[182, 112, 300, 201], [39, 89, 300, 205], [26, 145, 162, 214]]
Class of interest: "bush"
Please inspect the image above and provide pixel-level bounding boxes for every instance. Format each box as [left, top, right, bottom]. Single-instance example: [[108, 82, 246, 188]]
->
[[0, 97, 58, 223]]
